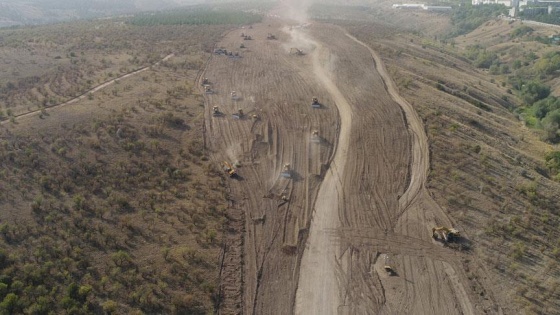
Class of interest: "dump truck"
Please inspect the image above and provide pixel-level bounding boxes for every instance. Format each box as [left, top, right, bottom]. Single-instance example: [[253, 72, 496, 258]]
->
[[432, 227, 460, 242], [223, 161, 237, 177]]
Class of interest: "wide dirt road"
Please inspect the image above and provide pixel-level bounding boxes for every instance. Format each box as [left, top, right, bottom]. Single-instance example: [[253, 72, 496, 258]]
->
[[203, 15, 491, 315]]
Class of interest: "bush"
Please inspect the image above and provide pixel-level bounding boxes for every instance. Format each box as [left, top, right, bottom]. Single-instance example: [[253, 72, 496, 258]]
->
[[520, 80, 550, 105], [510, 26, 534, 38], [449, 4, 508, 37]]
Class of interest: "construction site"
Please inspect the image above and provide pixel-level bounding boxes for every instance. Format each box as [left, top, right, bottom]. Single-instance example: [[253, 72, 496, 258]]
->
[[201, 5, 488, 315], [2, 0, 560, 313]]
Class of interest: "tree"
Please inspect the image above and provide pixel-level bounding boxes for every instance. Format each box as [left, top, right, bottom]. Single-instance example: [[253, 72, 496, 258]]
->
[[0, 293, 21, 314], [520, 81, 550, 105]]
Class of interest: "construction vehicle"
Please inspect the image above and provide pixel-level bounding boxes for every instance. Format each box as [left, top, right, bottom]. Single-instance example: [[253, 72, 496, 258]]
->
[[311, 130, 320, 143], [290, 48, 304, 56], [267, 33, 277, 40], [212, 106, 220, 117], [231, 91, 239, 101], [232, 108, 244, 119], [432, 227, 460, 242], [223, 161, 237, 177], [281, 164, 292, 178], [383, 255, 395, 275], [311, 97, 320, 108]]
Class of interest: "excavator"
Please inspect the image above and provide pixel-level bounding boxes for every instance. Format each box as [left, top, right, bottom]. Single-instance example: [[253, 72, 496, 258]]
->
[[223, 161, 237, 177], [432, 226, 460, 242]]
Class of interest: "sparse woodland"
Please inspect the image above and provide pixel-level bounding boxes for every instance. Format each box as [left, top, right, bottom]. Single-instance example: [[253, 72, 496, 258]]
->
[[0, 9, 261, 314]]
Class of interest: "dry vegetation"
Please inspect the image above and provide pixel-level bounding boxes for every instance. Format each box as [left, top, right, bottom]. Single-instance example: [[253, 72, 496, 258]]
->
[[0, 13, 250, 314], [0, 19, 225, 119]]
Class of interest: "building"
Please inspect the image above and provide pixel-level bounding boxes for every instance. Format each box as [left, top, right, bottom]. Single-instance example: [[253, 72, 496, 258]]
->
[[392, 3, 452, 11]]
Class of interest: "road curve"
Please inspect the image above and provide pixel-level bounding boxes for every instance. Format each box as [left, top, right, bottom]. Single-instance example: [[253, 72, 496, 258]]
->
[[344, 32, 475, 315], [294, 32, 353, 315], [344, 33, 429, 212]]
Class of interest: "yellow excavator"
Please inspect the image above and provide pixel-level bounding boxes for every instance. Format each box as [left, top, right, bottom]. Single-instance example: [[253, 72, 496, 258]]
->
[[432, 227, 460, 242], [223, 161, 237, 177]]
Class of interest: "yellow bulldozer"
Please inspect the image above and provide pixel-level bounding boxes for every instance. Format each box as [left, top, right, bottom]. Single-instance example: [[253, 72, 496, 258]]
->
[[223, 161, 237, 177], [432, 226, 460, 242]]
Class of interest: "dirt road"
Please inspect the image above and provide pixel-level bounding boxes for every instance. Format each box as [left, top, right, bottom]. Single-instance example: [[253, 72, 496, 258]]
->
[[203, 15, 493, 315], [2, 53, 174, 124], [294, 33, 353, 315]]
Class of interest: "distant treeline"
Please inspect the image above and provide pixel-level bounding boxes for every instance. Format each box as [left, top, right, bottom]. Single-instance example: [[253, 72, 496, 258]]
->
[[519, 12, 560, 26], [128, 9, 263, 26], [448, 4, 508, 37]]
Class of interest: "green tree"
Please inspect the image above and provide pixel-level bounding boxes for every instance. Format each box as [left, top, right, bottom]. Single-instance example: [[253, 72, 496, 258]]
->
[[0, 293, 21, 314], [520, 80, 550, 105]]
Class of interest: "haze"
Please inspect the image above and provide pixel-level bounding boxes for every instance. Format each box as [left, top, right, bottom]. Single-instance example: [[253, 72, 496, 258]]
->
[[0, 0, 230, 27]]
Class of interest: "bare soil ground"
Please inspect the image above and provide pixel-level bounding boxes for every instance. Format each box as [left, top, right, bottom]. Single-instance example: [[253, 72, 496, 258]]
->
[[204, 10, 501, 315], [344, 15, 560, 315]]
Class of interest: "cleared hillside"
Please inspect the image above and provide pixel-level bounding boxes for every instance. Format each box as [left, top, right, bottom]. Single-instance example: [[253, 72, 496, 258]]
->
[[337, 8, 560, 315]]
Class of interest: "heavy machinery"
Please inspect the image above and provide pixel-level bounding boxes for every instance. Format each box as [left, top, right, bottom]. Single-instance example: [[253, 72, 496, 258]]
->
[[383, 254, 395, 275], [231, 91, 239, 101], [223, 161, 237, 177], [311, 97, 320, 108], [212, 106, 220, 117], [267, 33, 277, 40], [281, 164, 292, 178], [432, 227, 460, 242], [311, 130, 320, 143], [290, 48, 304, 56], [232, 108, 244, 119]]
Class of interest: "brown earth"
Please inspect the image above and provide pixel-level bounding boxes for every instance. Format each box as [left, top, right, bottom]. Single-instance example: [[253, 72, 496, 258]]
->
[[204, 10, 504, 315]]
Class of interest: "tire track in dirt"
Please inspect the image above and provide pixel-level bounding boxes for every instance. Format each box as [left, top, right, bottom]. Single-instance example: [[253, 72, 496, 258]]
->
[[344, 32, 475, 315], [294, 32, 353, 315], [202, 21, 339, 314], [346, 33, 429, 213]]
